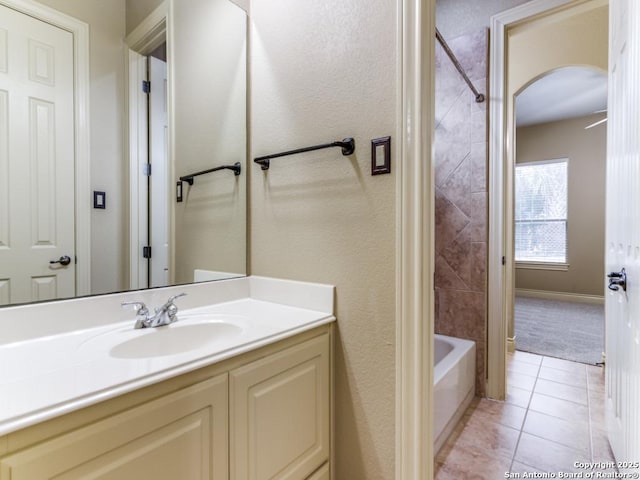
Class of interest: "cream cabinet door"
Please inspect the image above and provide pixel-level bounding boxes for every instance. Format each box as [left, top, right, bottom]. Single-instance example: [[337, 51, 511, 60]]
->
[[0, 374, 228, 479], [306, 463, 329, 480], [230, 334, 330, 480]]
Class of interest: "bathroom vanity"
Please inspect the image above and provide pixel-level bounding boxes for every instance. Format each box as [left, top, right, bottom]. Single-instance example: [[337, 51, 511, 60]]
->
[[0, 277, 334, 480]]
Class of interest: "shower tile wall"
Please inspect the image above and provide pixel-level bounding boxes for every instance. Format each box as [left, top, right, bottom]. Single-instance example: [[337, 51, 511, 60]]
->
[[434, 29, 488, 396]]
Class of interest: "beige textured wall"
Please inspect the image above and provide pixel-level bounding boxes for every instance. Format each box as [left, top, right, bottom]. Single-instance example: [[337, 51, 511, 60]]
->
[[171, 0, 247, 284], [35, 0, 127, 295], [249, 0, 397, 478], [515, 115, 606, 296], [125, 0, 163, 34], [508, 2, 608, 95]]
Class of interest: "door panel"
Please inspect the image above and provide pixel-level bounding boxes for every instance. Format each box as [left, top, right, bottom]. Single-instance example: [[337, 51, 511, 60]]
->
[[149, 55, 169, 288], [605, 0, 640, 470], [0, 4, 75, 304]]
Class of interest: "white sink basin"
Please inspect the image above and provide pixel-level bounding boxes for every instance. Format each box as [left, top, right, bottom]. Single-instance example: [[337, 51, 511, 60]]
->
[[79, 314, 247, 359], [110, 322, 243, 358]]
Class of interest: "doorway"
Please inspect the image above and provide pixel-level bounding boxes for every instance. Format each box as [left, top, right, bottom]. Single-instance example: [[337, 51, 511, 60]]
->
[[512, 67, 607, 365], [487, 0, 609, 399], [125, 4, 169, 290]]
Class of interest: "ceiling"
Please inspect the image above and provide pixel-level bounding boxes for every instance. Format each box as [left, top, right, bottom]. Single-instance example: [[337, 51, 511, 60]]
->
[[515, 67, 608, 127]]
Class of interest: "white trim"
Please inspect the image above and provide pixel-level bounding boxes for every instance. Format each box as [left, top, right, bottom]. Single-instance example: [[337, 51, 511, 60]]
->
[[125, 3, 168, 290], [125, 2, 167, 53], [0, 0, 91, 297], [487, 0, 577, 400], [516, 262, 570, 271], [516, 288, 605, 305], [396, 0, 434, 478]]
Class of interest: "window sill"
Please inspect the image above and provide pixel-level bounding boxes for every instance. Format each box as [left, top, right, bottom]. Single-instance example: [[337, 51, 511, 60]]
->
[[515, 262, 569, 271]]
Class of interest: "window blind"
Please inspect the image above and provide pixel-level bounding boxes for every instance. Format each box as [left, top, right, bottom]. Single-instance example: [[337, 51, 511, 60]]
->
[[515, 159, 568, 263]]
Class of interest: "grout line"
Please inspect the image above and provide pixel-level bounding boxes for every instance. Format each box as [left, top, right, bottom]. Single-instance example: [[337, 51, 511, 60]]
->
[[585, 363, 595, 463], [508, 355, 542, 472]]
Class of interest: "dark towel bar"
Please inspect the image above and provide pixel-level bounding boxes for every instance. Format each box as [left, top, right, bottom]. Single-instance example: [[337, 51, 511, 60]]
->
[[179, 162, 242, 185], [254, 138, 355, 171]]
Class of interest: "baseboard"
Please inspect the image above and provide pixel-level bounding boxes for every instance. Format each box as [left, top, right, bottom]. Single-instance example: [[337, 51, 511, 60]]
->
[[507, 336, 516, 353], [515, 288, 604, 305]]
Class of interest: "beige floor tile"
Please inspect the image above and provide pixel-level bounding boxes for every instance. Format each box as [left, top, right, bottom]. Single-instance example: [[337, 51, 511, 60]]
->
[[528, 392, 590, 423], [508, 461, 546, 475], [508, 361, 540, 377], [435, 443, 513, 480], [588, 381, 606, 398], [514, 433, 589, 473], [534, 378, 588, 405], [437, 353, 611, 480], [522, 410, 590, 456], [452, 414, 521, 460], [590, 401, 607, 428], [468, 398, 527, 431], [506, 386, 532, 408], [508, 372, 537, 391], [538, 365, 587, 388], [591, 428, 617, 464], [541, 356, 586, 374], [586, 364, 605, 386], [510, 350, 543, 366]]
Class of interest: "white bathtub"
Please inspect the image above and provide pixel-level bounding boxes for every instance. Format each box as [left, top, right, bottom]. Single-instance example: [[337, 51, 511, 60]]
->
[[434, 334, 476, 453]]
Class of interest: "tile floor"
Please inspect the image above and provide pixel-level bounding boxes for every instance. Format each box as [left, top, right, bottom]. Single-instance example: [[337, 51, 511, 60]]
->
[[435, 350, 617, 479]]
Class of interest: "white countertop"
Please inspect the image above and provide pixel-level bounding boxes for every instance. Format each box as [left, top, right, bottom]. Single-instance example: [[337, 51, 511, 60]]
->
[[0, 277, 335, 436]]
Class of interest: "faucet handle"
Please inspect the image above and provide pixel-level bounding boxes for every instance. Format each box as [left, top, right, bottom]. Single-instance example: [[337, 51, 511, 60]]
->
[[121, 300, 149, 315], [163, 293, 186, 322], [167, 293, 187, 304]]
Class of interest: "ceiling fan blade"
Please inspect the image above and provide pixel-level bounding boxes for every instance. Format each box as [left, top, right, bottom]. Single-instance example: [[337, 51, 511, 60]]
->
[[585, 117, 608, 129]]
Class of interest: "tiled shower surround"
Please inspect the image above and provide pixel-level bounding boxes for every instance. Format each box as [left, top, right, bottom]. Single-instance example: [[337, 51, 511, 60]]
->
[[434, 29, 488, 396]]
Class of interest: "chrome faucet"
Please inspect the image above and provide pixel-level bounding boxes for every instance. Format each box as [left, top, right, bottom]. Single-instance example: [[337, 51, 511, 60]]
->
[[122, 293, 187, 329]]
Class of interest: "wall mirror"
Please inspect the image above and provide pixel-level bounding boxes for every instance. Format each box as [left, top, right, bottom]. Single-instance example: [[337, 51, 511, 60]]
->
[[0, 0, 247, 306]]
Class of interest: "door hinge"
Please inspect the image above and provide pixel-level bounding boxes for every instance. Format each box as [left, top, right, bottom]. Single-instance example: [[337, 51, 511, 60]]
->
[[142, 80, 151, 93], [502, 256, 506, 266], [143, 246, 152, 259], [143, 163, 151, 176]]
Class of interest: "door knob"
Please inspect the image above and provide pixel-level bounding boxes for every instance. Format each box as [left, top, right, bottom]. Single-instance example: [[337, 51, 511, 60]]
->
[[50, 255, 72, 266], [608, 268, 627, 292]]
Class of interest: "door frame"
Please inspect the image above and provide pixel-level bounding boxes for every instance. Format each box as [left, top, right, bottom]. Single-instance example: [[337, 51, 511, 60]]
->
[[125, 2, 168, 290], [395, 0, 435, 478], [0, 0, 91, 297], [487, 0, 591, 399]]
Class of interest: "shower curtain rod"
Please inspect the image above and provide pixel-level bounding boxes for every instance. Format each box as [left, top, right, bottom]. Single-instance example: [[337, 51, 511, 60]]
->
[[435, 28, 485, 103]]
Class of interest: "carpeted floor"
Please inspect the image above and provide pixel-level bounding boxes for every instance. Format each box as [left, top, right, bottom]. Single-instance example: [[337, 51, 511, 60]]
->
[[514, 296, 604, 365]]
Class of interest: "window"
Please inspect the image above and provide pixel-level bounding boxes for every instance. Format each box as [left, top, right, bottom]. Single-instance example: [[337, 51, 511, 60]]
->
[[515, 159, 568, 264]]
